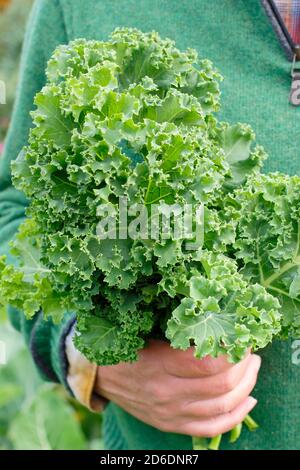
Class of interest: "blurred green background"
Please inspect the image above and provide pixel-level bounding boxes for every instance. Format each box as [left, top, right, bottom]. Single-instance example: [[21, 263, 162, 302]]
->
[[0, 0, 103, 450], [0, 0, 33, 142]]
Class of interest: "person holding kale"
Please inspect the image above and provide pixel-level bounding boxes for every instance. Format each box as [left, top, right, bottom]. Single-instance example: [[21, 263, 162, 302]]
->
[[1, 0, 300, 450]]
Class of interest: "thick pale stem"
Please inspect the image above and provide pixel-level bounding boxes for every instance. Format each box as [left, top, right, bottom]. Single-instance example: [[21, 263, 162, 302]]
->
[[243, 414, 259, 431], [208, 434, 222, 450], [192, 414, 258, 451], [192, 436, 208, 450], [229, 423, 242, 443]]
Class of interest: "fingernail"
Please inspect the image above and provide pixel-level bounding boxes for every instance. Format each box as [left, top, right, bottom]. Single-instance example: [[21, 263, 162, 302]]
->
[[253, 355, 262, 371], [247, 396, 258, 408]]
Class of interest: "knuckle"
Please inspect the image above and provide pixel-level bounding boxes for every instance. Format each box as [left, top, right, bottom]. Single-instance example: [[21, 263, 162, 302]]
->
[[214, 397, 232, 415], [149, 382, 170, 406], [198, 356, 218, 375], [220, 372, 237, 393], [156, 403, 171, 421], [188, 402, 206, 419]]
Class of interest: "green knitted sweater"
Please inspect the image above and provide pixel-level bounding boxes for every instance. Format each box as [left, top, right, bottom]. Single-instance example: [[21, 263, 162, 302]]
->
[[1, 0, 300, 450]]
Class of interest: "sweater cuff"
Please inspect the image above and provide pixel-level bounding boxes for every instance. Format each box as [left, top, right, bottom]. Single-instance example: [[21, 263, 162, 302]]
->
[[65, 324, 107, 412], [27, 309, 76, 388]]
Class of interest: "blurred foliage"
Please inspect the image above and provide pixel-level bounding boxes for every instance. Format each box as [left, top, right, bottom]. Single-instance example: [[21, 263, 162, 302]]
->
[[0, 313, 104, 450], [0, 1, 11, 10], [0, 1, 104, 449], [0, 0, 33, 140]]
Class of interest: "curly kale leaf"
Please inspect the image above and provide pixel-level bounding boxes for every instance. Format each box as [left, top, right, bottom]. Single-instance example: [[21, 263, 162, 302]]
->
[[233, 173, 300, 337], [217, 123, 266, 190], [0, 219, 72, 321], [166, 251, 281, 362]]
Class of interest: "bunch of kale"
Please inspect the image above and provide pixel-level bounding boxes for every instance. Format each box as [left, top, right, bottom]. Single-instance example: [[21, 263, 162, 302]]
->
[[2, 28, 299, 368]]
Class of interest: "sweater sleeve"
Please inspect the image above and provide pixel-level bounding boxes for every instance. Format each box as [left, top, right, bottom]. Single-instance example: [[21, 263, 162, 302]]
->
[[0, 0, 76, 389]]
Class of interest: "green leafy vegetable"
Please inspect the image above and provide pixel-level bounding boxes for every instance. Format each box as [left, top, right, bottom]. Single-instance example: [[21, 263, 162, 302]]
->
[[0, 28, 285, 369], [3, 26, 300, 451], [231, 173, 300, 337], [166, 251, 281, 362], [8, 386, 87, 450]]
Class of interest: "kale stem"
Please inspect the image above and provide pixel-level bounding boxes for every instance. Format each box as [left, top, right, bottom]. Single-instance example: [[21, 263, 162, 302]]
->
[[243, 414, 259, 431], [192, 416, 257, 451], [144, 176, 152, 203], [208, 434, 222, 450], [263, 259, 299, 287], [192, 436, 208, 450], [229, 423, 242, 443]]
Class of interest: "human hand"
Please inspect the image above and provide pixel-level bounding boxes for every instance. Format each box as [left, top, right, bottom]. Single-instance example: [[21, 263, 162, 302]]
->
[[94, 339, 260, 437]]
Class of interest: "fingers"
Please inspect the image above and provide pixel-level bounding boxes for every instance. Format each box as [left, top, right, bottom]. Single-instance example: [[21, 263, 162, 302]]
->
[[163, 345, 251, 379], [105, 340, 261, 437], [184, 354, 261, 418], [180, 396, 258, 438], [173, 353, 253, 399]]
